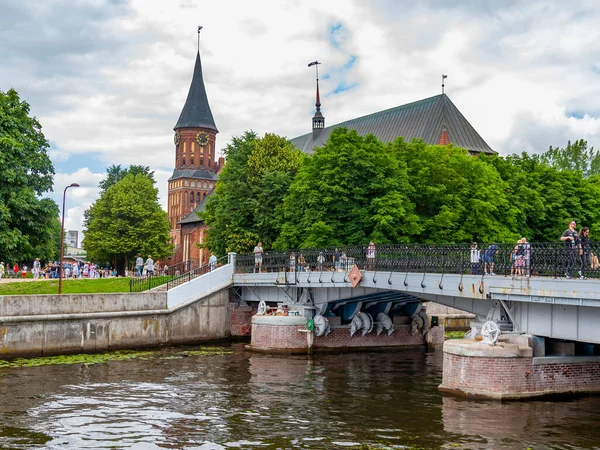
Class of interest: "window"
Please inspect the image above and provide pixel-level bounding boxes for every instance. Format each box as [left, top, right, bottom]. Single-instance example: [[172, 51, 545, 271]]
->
[[190, 192, 194, 204], [200, 158, 204, 166], [203, 181, 207, 188], [196, 192, 200, 203], [191, 158, 195, 165], [203, 192, 207, 199]]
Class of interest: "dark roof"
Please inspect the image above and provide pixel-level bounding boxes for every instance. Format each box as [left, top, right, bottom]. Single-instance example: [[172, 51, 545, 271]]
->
[[179, 189, 214, 225], [289, 94, 494, 155], [174, 52, 218, 132], [168, 169, 219, 182]]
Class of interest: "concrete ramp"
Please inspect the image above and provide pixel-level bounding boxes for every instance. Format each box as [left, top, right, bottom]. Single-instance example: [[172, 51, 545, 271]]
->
[[167, 264, 233, 309]]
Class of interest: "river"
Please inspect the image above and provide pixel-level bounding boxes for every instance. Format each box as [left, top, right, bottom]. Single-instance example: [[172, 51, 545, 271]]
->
[[0, 344, 599, 449]]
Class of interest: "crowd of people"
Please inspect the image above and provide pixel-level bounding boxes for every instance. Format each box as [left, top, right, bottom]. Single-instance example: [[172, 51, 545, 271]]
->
[[0, 260, 118, 280]]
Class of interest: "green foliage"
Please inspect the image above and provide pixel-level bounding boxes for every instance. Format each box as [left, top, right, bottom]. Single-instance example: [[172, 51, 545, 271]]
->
[[541, 139, 600, 177], [98, 164, 155, 193], [202, 131, 302, 254], [0, 88, 59, 264], [275, 129, 419, 249], [83, 173, 172, 273], [0, 277, 132, 295]]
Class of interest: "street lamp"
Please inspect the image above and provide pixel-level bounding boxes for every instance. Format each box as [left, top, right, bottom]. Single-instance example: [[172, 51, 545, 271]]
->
[[58, 183, 79, 294]]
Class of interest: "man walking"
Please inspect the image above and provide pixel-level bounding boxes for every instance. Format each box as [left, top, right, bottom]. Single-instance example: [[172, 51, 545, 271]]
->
[[560, 220, 578, 278], [145, 255, 154, 276], [33, 258, 41, 279], [209, 252, 217, 271], [135, 254, 144, 277]]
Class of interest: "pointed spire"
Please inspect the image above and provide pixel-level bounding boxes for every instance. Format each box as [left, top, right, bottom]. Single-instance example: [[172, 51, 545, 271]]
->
[[312, 78, 325, 131], [175, 51, 218, 132]]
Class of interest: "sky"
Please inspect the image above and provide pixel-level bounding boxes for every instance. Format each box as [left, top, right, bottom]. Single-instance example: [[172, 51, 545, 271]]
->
[[2, 0, 600, 240]]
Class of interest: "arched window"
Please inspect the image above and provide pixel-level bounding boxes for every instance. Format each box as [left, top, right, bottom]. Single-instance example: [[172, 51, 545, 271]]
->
[[200, 158, 204, 166], [182, 158, 186, 167], [196, 192, 200, 203], [190, 191, 194, 204], [203, 181, 207, 188], [203, 192, 207, 199], [191, 158, 195, 165]]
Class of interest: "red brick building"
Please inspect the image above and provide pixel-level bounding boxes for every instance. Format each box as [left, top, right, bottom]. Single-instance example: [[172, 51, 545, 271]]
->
[[168, 51, 223, 267]]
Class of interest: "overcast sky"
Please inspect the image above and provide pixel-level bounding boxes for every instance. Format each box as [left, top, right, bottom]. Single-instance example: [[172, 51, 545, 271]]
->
[[2, 0, 600, 239]]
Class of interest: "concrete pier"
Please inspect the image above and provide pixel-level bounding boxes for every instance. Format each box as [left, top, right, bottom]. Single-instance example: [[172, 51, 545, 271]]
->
[[439, 336, 600, 399]]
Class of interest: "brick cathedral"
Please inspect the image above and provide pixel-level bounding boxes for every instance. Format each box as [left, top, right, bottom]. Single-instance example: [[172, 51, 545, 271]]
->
[[167, 51, 224, 267]]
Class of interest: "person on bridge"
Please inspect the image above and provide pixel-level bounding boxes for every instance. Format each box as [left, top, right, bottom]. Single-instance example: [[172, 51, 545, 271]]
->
[[521, 238, 532, 277], [253, 242, 264, 273], [512, 239, 526, 276], [483, 244, 498, 275], [578, 227, 590, 279], [209, 252, 217, 271], [561, 220, 579, 278], [366, 242, 376, 271], [470, 242, 480, 275]]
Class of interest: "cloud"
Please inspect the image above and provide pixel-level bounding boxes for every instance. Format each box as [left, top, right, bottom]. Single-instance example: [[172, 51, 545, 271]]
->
[[3, 0, 600, 237]]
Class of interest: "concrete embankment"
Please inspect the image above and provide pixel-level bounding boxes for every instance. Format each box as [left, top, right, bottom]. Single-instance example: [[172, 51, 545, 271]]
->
[[0, 290, 230, 358]]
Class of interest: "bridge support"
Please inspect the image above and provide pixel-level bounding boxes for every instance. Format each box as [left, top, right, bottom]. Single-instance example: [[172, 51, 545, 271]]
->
[[439, 336, 600, 400]]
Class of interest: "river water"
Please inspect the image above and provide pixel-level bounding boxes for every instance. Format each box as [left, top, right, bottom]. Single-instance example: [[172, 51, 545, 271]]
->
[[1, 344, 599, 449]]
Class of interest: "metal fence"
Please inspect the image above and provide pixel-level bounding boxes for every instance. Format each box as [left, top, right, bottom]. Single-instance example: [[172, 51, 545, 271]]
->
[[235, 242, 600, 279], [166, 256, 229, 291], [129, 260, 199, 293]]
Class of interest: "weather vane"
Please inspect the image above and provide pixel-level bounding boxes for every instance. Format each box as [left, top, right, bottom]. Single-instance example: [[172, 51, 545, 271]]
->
[[308, 61, 321, 81], [442, 74, 448, 94], [198, 26, 203, 52]]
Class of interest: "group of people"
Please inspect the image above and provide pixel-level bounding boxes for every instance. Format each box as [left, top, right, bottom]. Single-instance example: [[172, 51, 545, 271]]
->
[[0, 260, 116, 280], [252, 241, 377, 273], [134, 255, 162, 277], [469, 221, 597, 278]]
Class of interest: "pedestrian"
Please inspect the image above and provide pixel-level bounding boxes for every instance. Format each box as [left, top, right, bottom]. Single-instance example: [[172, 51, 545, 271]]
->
[[297, 253, 306, 272], [512, 239, 525, 276], [163, 264, 169, 276], [209, 252, 217, 271], [483, 244, 498, 275], [83, 262, 89, 278], [521, 237, 532, 277], [89, 263, 96, 279], [13, 263, 18, 278], [253, 242, 264, 273], [340, 251, 348, 271], [578, 227, 591, 279], [0, 262, 4, 279], [470, 242, 481, 275], [32, 258, 41, 279], [145, 255, 154, 276], [21, 265, 27, 279], [560, 220, 578, 278], [289, 252, 296, 272], [73, 263, 80, 279], [317, 251, 325, 271], [135, 254, 144, 277], [333, 248, 341, 271], [366, 241, 376, 271]]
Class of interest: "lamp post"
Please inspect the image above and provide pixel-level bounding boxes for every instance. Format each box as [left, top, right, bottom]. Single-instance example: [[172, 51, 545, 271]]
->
[[58, 183, 79, 294]]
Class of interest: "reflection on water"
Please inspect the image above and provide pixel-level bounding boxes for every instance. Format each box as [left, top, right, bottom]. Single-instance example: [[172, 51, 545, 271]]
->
[[0, 344, 599, 449]]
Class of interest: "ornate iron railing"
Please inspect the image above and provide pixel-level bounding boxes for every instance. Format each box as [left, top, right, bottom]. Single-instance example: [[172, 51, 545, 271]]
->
[[166, 256, 229, 291], [235, 242, 600, 279], [129, 260, 199, 292]]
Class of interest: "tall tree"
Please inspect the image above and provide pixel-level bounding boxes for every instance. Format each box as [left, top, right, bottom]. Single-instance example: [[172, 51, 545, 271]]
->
[[202, 132, 302, 254], [83, 173, 171, 275], [0, 88, 59, 264], [275, 128, 419, 249]]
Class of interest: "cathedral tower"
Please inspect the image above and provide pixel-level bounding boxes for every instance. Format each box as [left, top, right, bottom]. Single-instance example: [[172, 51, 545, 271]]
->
[[168, 50, 221, 259]]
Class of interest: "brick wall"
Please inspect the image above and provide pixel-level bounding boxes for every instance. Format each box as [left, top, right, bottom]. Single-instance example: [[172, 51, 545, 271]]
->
[[441, 352, 600, 399], [230, 304, 255, 337], [250, 321, 426, 353]]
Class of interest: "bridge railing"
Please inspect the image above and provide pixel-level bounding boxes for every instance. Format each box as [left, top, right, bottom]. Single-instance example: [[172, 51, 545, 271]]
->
[[166, 256, 229, 291], [235, 242, 600, 278]]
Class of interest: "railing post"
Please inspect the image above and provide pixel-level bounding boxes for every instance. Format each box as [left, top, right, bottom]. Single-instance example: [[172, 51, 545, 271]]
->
[[228, 252, 236, 272]]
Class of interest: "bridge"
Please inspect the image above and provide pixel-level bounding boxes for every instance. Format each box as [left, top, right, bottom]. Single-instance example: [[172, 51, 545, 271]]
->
[[163, 242, 600, 347]]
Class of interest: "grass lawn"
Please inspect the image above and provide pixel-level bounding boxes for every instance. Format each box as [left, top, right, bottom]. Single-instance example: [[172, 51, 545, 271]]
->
[[0, 278, 133, 296]]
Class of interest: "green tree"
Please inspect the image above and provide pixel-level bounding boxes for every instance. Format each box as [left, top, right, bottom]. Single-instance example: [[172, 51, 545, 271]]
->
[[98, 164, 155, 193], [202, 131, 303, 254], [541, 139, 600, 177], [0, 88, 59, 264], [275, 128, 419, 249], [83, 173, 171, 275]]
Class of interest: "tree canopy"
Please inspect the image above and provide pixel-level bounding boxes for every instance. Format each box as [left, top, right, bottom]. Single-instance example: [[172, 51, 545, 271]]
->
[[83, 173, 171, 274], [98, 164, 155, 193], [202, 132, 303, 254], [0, 88, 59, 263]]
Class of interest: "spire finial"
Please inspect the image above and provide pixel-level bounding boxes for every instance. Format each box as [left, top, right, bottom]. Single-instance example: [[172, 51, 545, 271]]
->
[[442, 74, 448, 94], [308, 61, 324, 132], [198, 26, 203, 52]]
